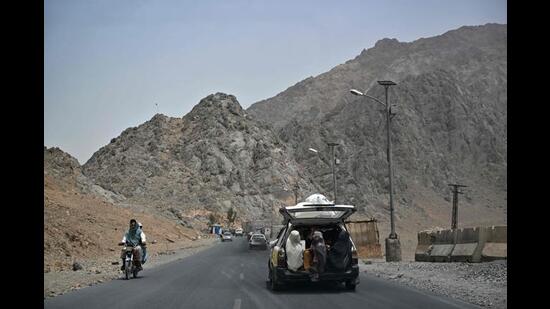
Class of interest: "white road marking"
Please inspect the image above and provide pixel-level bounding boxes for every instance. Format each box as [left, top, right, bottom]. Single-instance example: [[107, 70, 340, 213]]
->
[[233, 298, 242, 309], [220, 270, 231, 279]]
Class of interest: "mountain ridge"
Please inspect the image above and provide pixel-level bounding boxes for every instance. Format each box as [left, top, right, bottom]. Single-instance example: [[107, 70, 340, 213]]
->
[[46, 23, 507, 260]]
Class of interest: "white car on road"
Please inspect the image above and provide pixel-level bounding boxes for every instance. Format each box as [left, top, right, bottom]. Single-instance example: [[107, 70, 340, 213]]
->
[[221, 232, 233, 242], [235, 228, 243, 237]]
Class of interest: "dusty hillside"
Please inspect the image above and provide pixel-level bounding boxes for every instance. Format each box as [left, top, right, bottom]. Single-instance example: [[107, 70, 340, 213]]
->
[[81, 93, 321, 224], [44, 147, 201, 272]]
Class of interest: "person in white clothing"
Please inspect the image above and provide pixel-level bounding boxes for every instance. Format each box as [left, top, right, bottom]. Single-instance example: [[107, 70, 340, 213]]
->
[[285, 230, 305, 272]]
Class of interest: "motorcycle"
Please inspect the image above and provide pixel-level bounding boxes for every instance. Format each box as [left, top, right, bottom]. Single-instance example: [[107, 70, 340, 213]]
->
[[119, 243, 142, 280]]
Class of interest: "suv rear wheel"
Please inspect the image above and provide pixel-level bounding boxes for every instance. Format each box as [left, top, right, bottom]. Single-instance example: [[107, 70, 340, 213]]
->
[[345, 280, 356, 291], [268, 266, 281, 291]]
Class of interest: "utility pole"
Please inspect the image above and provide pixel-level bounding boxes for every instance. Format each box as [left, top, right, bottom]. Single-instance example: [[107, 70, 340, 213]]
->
[[448, 184, 468, 230], [293, 183, 299, 205], [327, 142, 340, 204]]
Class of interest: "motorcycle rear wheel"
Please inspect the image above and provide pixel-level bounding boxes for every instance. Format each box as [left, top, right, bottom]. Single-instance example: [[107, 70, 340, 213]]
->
[[125, 260, 131, 280]]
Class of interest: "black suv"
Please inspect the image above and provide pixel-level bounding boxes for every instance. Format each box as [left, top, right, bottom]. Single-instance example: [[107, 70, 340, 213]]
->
[[267, 204, 359, 291]]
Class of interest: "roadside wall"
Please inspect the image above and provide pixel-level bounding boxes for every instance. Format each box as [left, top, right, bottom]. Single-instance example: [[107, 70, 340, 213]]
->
[[481, 225, 507, 261], [346, 219, 382, 258], [414, 226, 507, 263], [415, 230, 435, 262]]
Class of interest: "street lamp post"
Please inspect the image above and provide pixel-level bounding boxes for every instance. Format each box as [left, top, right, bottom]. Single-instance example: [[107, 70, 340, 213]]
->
[[308, 144, 339, 204], [327, 142, 339, 204], [293, 183, 300, 205], [350, 80, 402, 262]]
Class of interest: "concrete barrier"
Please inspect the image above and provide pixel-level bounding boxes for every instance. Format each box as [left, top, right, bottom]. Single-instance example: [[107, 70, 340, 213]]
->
[[481, 225, 507, 261], [430, 244, 455, 262], [429, 229, 457, 262], [415, 225, 507, 263], [450, 227, 484, 262], [415, 231, 435, 262]]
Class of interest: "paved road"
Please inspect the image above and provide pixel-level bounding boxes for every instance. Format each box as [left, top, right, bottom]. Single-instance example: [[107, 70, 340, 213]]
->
[[45, 238, 480, 309]]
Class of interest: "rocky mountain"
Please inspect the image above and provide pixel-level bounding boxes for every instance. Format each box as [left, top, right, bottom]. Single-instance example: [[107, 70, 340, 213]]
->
[[44, 147, 199, 272], [46, 24, 506, 260], [44, 147, 126, 204], [247, 24, 507, 254], [248, 23, 506, 130], [82, 93, 321, 224]]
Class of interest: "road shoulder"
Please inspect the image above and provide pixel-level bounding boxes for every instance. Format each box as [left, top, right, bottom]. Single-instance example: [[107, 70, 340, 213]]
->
[[44, 237, 218, 298], [359, 259, 506, 308]]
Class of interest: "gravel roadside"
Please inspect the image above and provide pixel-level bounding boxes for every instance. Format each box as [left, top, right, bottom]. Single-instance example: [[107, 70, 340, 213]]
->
[[44, 237, 218, 298], [360, 259, 507, 309]]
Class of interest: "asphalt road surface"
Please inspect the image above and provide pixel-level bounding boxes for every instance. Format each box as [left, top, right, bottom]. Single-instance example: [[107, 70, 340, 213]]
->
[[45, 238, 481, 309]]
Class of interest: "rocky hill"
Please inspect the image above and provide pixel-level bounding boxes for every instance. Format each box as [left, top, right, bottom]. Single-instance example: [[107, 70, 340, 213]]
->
[[82, 93, 321, 224], [248, 23, 506, 130], [44, 147, 200, 272], [46, 24, 507, 260], [247, 24, 507, 255]]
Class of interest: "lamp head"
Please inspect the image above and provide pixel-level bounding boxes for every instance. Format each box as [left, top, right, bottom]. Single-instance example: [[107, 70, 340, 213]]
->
[[377, 80, 396, 86]]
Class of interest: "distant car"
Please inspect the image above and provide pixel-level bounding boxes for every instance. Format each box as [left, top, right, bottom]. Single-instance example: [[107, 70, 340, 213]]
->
[[221, 231, 233, 242], [268, 203, 359, 291], [249, 233, 267, 250], [235, 228, 244, 237]]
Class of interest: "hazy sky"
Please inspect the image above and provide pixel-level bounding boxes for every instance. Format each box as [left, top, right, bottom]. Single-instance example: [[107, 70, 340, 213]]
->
[[44, 0, 507, 164]]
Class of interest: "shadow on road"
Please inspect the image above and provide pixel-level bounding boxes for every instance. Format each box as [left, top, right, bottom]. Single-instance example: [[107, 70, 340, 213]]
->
[[115, 275, 145, 281], [265, 280, 355, 295], [247, 247, 268, 251]]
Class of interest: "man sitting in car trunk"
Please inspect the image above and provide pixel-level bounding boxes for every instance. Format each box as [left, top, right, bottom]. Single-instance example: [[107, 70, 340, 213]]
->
[[286, 230, 305, 271], [327, 229, 352, 271], [309, 231, 327, 281]]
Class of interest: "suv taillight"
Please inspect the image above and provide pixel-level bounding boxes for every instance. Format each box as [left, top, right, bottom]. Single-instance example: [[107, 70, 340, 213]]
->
[[351, 247, 358, 266], [278, 248, 287, 267]]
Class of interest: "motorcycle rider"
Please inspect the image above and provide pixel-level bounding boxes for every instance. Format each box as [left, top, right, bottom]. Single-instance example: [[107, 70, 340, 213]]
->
[[309, 231, 327, 282], [119, 219, 146, 271]]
